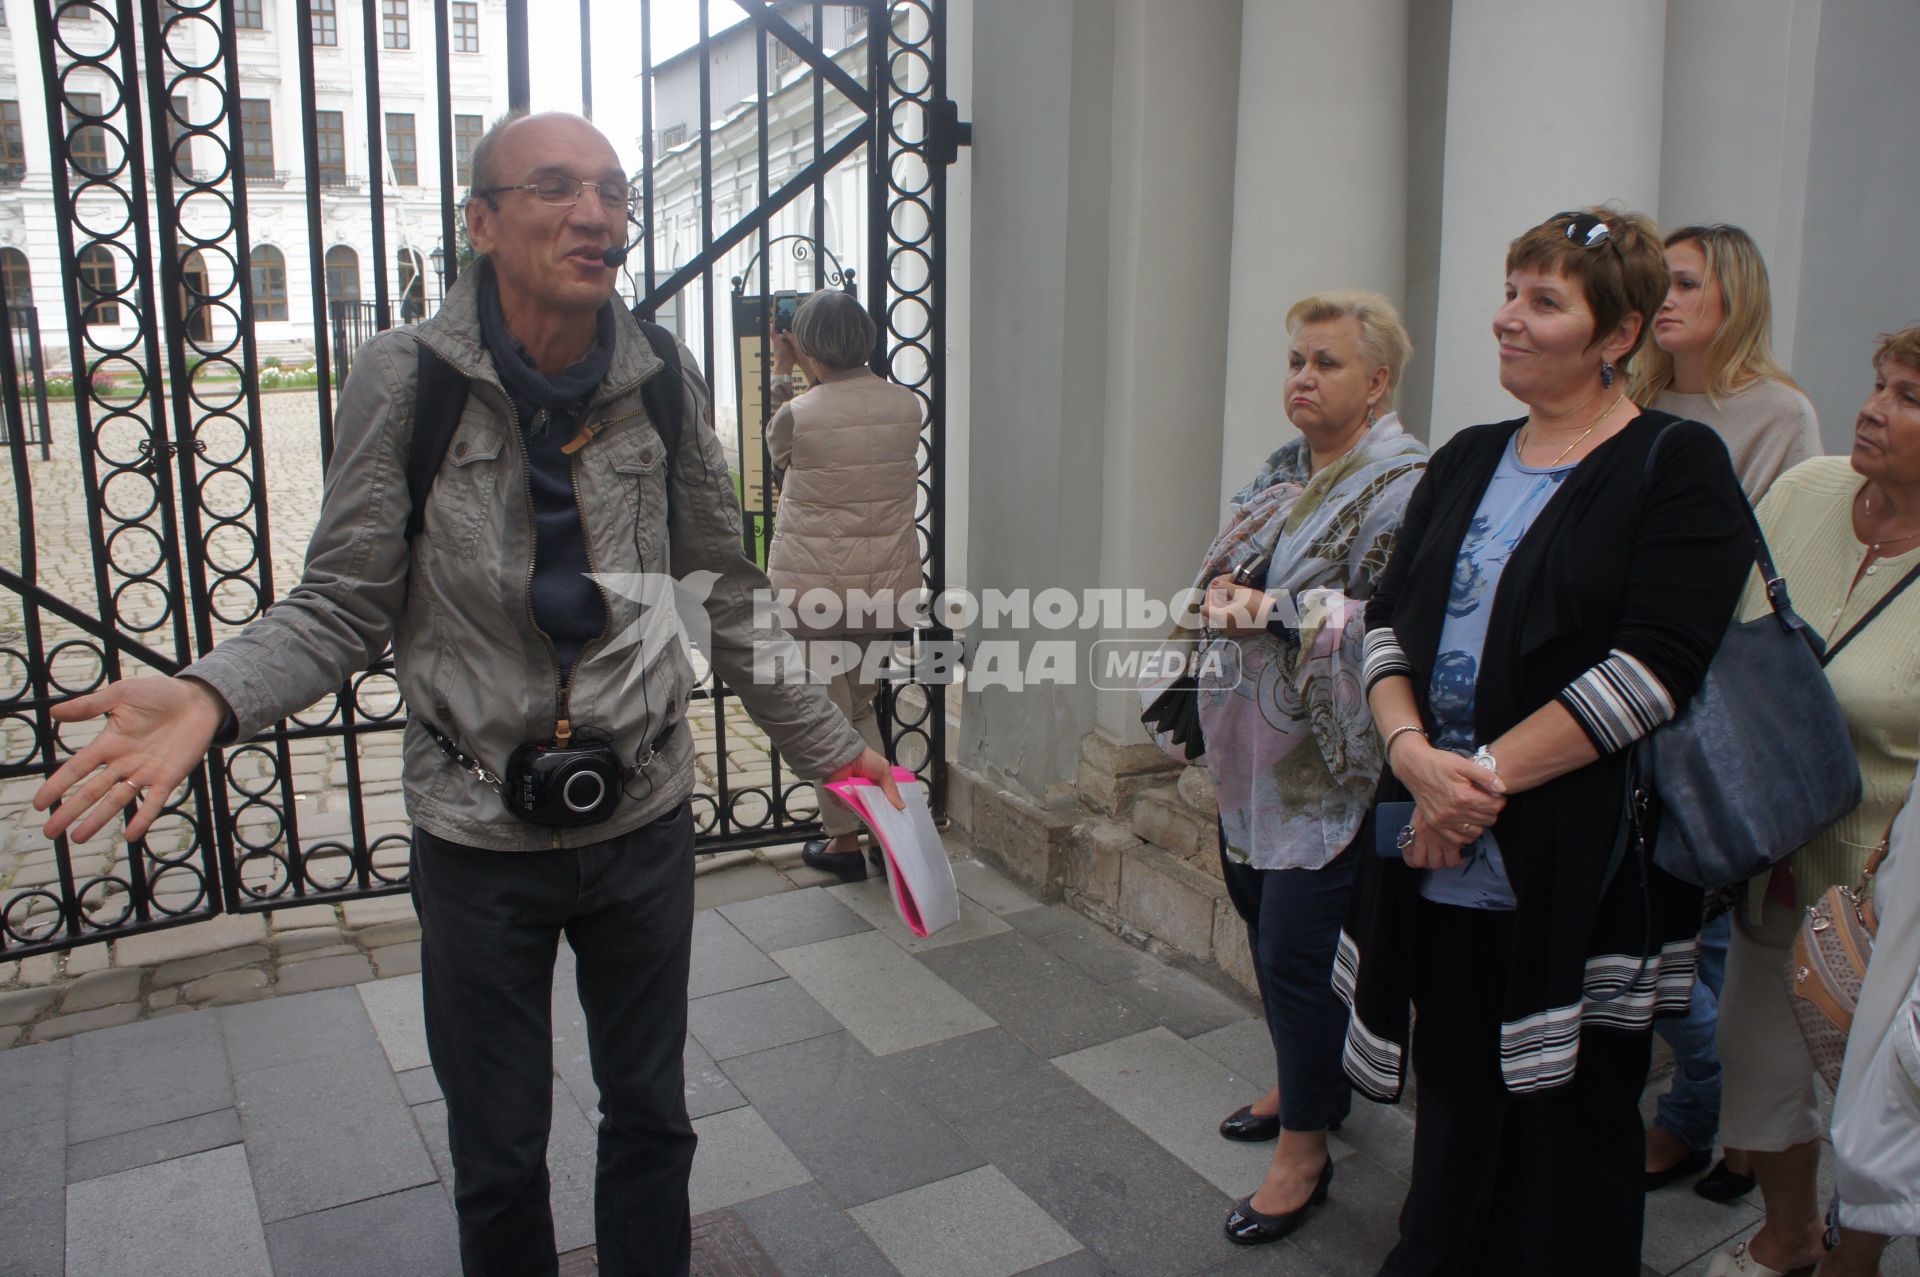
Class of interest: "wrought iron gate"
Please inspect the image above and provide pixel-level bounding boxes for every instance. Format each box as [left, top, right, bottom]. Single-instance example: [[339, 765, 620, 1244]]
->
[[0, 0, 960, 957]]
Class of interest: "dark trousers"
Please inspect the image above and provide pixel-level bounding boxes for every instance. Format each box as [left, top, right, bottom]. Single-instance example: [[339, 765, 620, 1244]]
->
[[1218, 834, 1358, 1132], [1379, 900, 1654, 1277], [411, 803, 698, 1277]]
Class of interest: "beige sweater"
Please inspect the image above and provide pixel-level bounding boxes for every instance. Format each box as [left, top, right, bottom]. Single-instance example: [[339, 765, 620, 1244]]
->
[[1739, 457, 1920, 908], [1655, 377, 1822, 500]]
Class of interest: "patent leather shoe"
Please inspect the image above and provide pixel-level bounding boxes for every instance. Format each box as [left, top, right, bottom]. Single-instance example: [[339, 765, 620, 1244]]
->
[[1223, 1158, 1333, 1246], [801, 838, 868, 882], [1644, 1147, 1712, 1192], [1218, 1105, 1280, 1143]]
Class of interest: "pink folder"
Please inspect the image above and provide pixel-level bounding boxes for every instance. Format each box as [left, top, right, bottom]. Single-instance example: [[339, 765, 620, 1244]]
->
[[824, 767, 959, 937]]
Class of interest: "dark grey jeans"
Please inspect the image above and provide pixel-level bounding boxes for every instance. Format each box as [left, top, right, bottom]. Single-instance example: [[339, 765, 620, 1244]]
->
[[410, 803, 698, 1277]]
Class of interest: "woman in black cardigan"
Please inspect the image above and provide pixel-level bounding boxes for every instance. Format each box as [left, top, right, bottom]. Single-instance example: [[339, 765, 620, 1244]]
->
[[1335, 209, 1753, 1276]]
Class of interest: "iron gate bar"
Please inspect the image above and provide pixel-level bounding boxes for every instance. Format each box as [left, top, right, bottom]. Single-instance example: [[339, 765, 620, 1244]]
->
[[293, 0, 340, 472], [736, 0, 873, 115], [506, 0, 529, 113], [435, 0, 459, 292], [640, 127, 870, 310], [362, 0, 393, 330], [0, 567, 181, 675]]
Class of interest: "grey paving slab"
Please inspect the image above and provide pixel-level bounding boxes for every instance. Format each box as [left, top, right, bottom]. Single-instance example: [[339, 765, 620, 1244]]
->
[[916, 931, 1156, 1058], [397, 1065, 443, 1106], [0, 1119, 64, 1277], [264, 1183, 462, 1277], [828, 876, 1013, 952], [1017, 1252, 1119, 1277], [1033, 916, 1164, 986], [0, 1038, 67, 1134], [1111, 966, 1254, 1039], [688, 977, 843, 1061], [412, 1099, 454, 1188], [66, 1107, 242, 1183], [717, 885, 873, 953], [1641, 1183, 1762, 1277], [694, 859, 794, 910], [233, 1041, 438, 1222], [221, 985, 380, 1075], [1001, 905, 1081, 939], [1321, 1095, 1415, 1176], [357, 973, 430, 1073], [772, 929, 994, 1057], [734, 1181, 901, 1277], [1274, 1150, 1407, 1277], [947, 853, 1042, 916], [547, 1076, 601, 1255], [1189, 1018, 1278, 1088], [851, 1165, 1082, 1277], [720, 1030, 985, 1209], [688, 1104, 813, 1214], [65, 1006, 232, 1143], [66, 1143, 271, 1277], [1051, 1027, 1275, 1197], [551, 945, 597, 1114], [689, 908, 785, 999], [684, 1033, 748, 1119], [884, 1027, 1246, 1277]]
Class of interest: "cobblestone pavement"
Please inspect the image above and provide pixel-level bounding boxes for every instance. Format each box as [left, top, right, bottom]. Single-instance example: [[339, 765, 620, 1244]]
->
[[5, 841, 1908, 1277]]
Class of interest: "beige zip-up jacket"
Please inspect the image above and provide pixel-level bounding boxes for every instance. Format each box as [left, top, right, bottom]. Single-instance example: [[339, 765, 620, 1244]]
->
[[185, 264, 863, 851], [766, 367, 924, 635]]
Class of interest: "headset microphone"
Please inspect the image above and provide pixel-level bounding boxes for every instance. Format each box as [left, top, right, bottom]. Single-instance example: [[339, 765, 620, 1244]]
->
[[601, 243, 629, 268]]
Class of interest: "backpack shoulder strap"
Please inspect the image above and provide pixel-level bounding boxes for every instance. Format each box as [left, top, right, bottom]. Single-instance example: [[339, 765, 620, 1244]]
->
[[633, 318, 686, 466], [406, 342, 472, 541]]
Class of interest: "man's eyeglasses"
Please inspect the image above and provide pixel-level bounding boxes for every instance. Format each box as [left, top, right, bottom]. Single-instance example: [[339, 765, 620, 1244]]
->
[[476, 174, 634, 212], [1552, 210, 1621, 257]]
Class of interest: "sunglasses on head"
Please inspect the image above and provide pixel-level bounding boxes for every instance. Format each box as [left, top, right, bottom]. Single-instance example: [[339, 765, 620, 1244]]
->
[[1552, 210, 1622, 257]]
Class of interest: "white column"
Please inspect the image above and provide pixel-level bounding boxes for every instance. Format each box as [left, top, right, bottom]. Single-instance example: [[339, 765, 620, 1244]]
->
[[1092, 0, 1241, 740], [1217, 0, 1409, 500], [1424, 0, 1667, 445], [1657, 0, 1820, 369]]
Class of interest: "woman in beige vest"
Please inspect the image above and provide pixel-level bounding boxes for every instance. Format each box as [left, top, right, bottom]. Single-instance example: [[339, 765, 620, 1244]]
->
[[767, 289, 924, 880]]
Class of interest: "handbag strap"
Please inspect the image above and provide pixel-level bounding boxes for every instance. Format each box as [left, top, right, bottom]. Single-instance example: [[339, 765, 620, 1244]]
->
[[1642, 421, 1808, 632], [1820, 557, 1920, 668]]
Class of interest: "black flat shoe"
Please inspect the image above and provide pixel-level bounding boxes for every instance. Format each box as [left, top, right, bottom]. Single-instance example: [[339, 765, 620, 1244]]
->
[[867, 843, 888, 878], [1645, 1147, 1711, 1191], [801, 838, 868, 882], [1693, 1157, 1758, 1203], [1224, 1159, 1334, 1246], [1218, 1105, 1281, 1143]]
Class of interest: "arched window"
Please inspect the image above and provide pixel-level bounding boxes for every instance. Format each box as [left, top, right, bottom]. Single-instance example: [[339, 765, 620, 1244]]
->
[[77, 243, 119, 327], [178, 249, 213, 342], [0, 248, 31, 312], [249, 244, 287, 321], [395, 247, 425, 322], [325, 244, 360, 303]]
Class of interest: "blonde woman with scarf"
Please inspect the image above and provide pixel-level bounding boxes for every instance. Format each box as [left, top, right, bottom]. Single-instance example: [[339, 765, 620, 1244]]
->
[[1196, 290, 1428, 1247]]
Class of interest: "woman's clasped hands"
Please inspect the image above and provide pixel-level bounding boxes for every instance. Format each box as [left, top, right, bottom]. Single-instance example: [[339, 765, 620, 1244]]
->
[[1386, 735, 1508, 869]]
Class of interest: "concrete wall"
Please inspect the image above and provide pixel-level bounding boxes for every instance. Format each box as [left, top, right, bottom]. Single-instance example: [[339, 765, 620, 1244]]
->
[[1423, 0, 1667, 443], [1790, 0, 1920, 449], [1217, 0, 1410, 498], [1656, 0, 1820, 369]]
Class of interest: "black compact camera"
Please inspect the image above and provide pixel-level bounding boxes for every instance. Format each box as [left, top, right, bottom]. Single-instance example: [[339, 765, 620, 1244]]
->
[[503, 731, 623, 827], [772, 290, 801, 332]]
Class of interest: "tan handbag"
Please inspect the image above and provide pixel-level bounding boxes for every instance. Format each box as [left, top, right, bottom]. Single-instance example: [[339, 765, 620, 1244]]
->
[[1788, 834, 1890, 1090]]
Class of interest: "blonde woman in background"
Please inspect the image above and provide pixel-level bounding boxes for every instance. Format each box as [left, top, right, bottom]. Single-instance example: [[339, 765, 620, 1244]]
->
[[1632, 223, 1821, 1203], [1636, 223, 1821, 494]]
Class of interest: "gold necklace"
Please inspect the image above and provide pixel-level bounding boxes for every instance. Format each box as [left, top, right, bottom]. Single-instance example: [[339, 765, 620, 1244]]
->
[[1522, 392, 1626, 468], [1862, 488, 1920, 555]]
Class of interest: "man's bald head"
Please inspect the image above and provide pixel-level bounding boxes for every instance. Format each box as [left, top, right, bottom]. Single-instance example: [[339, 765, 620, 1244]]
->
[[468, 111, 620, 206]]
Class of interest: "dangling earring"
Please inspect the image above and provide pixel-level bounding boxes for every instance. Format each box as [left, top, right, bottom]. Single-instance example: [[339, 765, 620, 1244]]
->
[[1367, 406, 1378, 427], [1600, 361, 1616, 390]]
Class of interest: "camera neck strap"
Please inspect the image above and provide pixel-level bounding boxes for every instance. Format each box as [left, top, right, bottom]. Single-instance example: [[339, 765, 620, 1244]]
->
[[420, 720, 677, 791]]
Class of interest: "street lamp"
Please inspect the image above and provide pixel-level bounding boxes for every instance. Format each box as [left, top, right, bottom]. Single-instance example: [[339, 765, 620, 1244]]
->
[[429, 246, 445, 303]]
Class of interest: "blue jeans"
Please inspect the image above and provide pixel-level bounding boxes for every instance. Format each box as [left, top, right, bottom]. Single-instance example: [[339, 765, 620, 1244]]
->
[[1652, 911, 1732, 1151], [1218, 834, 1357, 1133]]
